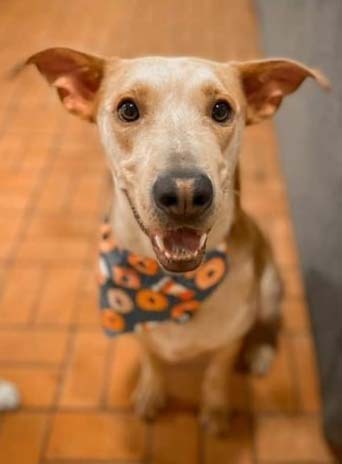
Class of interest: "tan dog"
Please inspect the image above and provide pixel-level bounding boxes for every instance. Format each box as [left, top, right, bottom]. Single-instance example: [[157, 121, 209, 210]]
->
[[23, 49, 328, 434]]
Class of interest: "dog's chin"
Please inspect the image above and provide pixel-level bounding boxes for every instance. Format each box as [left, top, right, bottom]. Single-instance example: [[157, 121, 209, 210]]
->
[[150, 227, 207, 273]]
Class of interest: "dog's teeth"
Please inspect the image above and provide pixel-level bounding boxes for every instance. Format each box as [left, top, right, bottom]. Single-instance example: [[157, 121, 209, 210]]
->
[[155, 235, 164, 251], [161, 244, 203, 263], [199, 233, 207, 248], [170, 248, 197, 261]]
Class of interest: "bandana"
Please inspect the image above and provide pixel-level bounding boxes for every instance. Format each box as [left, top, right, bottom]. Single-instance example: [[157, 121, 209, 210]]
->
[[98, 223, 229, 337]]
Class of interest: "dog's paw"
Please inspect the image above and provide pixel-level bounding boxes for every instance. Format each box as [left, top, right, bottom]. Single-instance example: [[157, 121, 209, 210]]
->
[[200, 405, 230, 436], [0, 380, 20, 411], [133, 374, 166, 421], [247, 344, 275, 376]]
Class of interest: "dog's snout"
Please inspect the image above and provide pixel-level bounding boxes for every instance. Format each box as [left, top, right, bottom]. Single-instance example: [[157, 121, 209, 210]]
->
[[153, 170, 213, 219]]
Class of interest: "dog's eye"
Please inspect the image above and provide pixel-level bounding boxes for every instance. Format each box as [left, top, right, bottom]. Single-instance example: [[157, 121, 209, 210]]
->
[[211, 100, 233, 123], [117, 99, 140, 122]]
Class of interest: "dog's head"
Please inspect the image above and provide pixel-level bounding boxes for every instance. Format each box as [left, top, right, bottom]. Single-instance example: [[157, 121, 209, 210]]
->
[[25, 48, 329, 272]]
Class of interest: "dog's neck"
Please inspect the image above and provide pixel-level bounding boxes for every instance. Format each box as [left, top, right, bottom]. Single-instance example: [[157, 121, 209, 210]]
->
[[109, 183, 154, 257], [109, 169, 240, 259]]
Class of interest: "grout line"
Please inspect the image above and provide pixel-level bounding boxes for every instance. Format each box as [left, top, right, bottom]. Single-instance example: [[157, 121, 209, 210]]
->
[[257, 461, 334, 464], [38, 318, 79, 461], [0, 362, 64, 369], [0, 402, 325, 418], [0, 325, 76, 332], [53, 331, 78, 407], [0, 413, 5, 437], [246, 371, 258, 464], [0, 322, 310, 334], [198, 419, 205, 464], [42, 460, 144, 464], [99, 340, 116, 409], [142, 422, 153, 464], [28, 262, 50, 325], [285, 334, 303, 413]]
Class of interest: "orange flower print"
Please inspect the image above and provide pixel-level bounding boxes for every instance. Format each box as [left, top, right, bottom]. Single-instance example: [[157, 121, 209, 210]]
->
[[128, 254, 159, 275], [108, 288, 133, 314], [195, 257, 225, 290], [101, 309, 125, 332], [171, 300, 200, 322], [136, 289, 168, 312], [113, 266, 141, 289]]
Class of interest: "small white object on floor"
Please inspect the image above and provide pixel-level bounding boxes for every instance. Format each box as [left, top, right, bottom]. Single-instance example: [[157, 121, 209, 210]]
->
[[0, 380, 20, 411]]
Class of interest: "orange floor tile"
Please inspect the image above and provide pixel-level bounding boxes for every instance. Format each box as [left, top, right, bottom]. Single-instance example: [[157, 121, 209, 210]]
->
[[0, 0, 336, 463]]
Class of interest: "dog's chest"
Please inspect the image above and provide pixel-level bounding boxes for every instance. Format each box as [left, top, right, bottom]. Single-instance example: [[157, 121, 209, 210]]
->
[[142, 255, 256, 363]]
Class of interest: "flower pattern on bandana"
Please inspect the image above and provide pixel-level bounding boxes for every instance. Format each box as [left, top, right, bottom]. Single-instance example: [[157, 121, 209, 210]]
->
[[98, 223, 229, 337]]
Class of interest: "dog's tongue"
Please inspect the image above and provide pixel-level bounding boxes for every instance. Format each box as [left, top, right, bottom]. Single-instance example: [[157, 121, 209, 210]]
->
[[163, 228, 202, 253]]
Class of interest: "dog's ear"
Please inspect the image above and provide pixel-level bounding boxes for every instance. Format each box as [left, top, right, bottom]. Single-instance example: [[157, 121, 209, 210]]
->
[[235, 59, 330, 125], [25, 48, 105, 122]]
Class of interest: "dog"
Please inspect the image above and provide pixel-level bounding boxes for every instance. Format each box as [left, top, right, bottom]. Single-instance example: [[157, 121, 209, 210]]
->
[[22, 48, 328, 434]]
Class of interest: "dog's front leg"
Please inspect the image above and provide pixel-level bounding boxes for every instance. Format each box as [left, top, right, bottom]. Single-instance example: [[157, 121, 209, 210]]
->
[[133, 338, 166, 421], [200, 341, 240, 435]]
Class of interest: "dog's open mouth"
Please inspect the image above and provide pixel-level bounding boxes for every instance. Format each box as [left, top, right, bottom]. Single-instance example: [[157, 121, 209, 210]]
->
[[151, 228, 207, 273], [123, 191, 208, 273]]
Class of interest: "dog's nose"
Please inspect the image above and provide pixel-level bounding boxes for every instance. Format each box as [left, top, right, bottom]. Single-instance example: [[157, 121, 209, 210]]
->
[[153, 170, 213, 218]]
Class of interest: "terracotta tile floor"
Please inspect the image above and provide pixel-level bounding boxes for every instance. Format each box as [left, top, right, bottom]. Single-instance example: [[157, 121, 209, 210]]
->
[[0, 1, 336, 463]]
